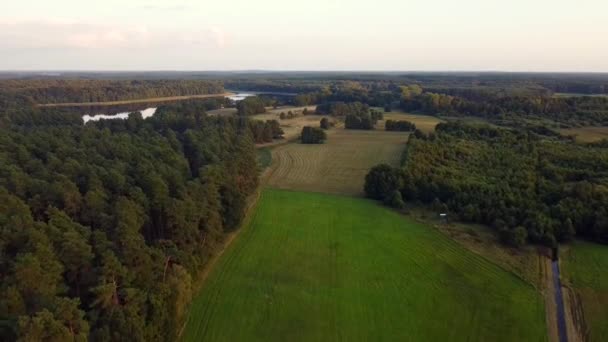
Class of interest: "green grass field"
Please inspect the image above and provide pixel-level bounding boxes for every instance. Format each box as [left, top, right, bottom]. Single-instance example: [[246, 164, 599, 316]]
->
[[183, 189, 546, 341], [562, 242, 608, 341]]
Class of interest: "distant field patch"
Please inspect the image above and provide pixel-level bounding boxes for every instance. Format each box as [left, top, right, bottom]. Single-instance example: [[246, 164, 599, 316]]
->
[[562, 241, 608, 341], [252, 106, 319, 141], [207, 107, 238, 116], [265, 128, 406, 195], [553, 93, 608, 98], [559, 126, 608, 143], [183, 189, 547, 342], [376, 110, 444, 133]]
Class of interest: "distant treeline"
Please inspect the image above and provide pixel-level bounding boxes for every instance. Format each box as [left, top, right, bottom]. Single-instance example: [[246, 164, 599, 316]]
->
[[315, 101, 384, 130], [0, 79, 225, 104], [365, 122, 608, 246], [0, 101, 258, 341], [284, 81, 608, 127], [225, 80, 319, 94]]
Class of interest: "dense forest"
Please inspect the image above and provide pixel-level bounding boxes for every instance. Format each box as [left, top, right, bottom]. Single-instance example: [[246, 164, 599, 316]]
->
[[290, 79, 608, 128], [236, 97, 267, 116], [365, 122, 608, 246], [0, 102, 258, 341], [0, 80, 225, 104]]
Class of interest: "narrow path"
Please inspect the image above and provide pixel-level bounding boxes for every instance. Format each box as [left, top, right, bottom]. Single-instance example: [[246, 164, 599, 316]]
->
[[552, 259, 568, 342]]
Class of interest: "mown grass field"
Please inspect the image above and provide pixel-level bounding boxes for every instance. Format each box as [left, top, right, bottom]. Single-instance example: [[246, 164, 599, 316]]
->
[[183, 189, 546, 342], [265, 128, 406, 195], [559, 126, 608, 143], [562, 241, 608, 341]]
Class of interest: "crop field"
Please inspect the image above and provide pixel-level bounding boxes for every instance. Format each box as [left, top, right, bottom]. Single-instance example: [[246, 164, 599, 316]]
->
[[559, 126, 608, 143], [265, 128, 406, 195], [562, 241, 608, 341], [183, 189, 547, 342]]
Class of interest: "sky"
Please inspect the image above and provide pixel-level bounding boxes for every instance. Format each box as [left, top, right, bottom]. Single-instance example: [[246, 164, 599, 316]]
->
[[1, 0, 607, 71]]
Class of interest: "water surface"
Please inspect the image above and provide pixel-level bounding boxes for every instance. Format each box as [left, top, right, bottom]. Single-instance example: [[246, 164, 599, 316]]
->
[[83, 107, 157, 124]]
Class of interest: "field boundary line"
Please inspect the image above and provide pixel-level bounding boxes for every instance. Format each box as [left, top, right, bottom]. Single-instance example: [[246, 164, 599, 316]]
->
[[36, 92, 233, 107], [178, 185, 263, 339], [410, 214, 543, 290]]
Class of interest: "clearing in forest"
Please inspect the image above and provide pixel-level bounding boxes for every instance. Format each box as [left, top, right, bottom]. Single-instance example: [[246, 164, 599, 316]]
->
[[562, 241, 608, 341], [182, 189, 547, 342], [373, 109, 444, 134], [250, 106, 321, 142], [265, 128, 406, 195]]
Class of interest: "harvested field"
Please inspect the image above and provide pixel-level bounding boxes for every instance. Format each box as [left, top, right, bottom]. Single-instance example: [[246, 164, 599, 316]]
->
[[265, 128, 406, 195]]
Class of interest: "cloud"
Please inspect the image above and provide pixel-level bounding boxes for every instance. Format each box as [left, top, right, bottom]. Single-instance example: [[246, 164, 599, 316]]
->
[[139, 4, 191, 11], [209, 27, 227, 48], [0, 18, 227, 50]]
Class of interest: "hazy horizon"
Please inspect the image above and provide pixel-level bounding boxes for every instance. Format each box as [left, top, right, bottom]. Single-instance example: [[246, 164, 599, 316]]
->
[[3, 0, 608, 72]]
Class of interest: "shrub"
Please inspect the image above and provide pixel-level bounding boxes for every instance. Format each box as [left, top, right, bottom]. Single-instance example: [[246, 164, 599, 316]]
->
[[320, 118, 330, 130], [384, 190, 406, 209], [301, 126, 326, 144], [499, 226, 528, 247]]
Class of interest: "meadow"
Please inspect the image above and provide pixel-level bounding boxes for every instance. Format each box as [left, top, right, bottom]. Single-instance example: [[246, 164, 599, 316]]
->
[[182, 189, 547, 342], [562, 241, 608, 341], [265, 128, 406, 195]]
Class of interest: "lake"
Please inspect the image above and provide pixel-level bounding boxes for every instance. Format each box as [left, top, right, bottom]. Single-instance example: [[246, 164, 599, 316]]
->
[[80, 92, 273, 123], [83, 107, 157, 124]]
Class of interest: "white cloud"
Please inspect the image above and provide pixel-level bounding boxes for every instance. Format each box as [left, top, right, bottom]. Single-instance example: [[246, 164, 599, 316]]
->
[[139, 4, 192, 11], [0, 18, 227, 50]]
